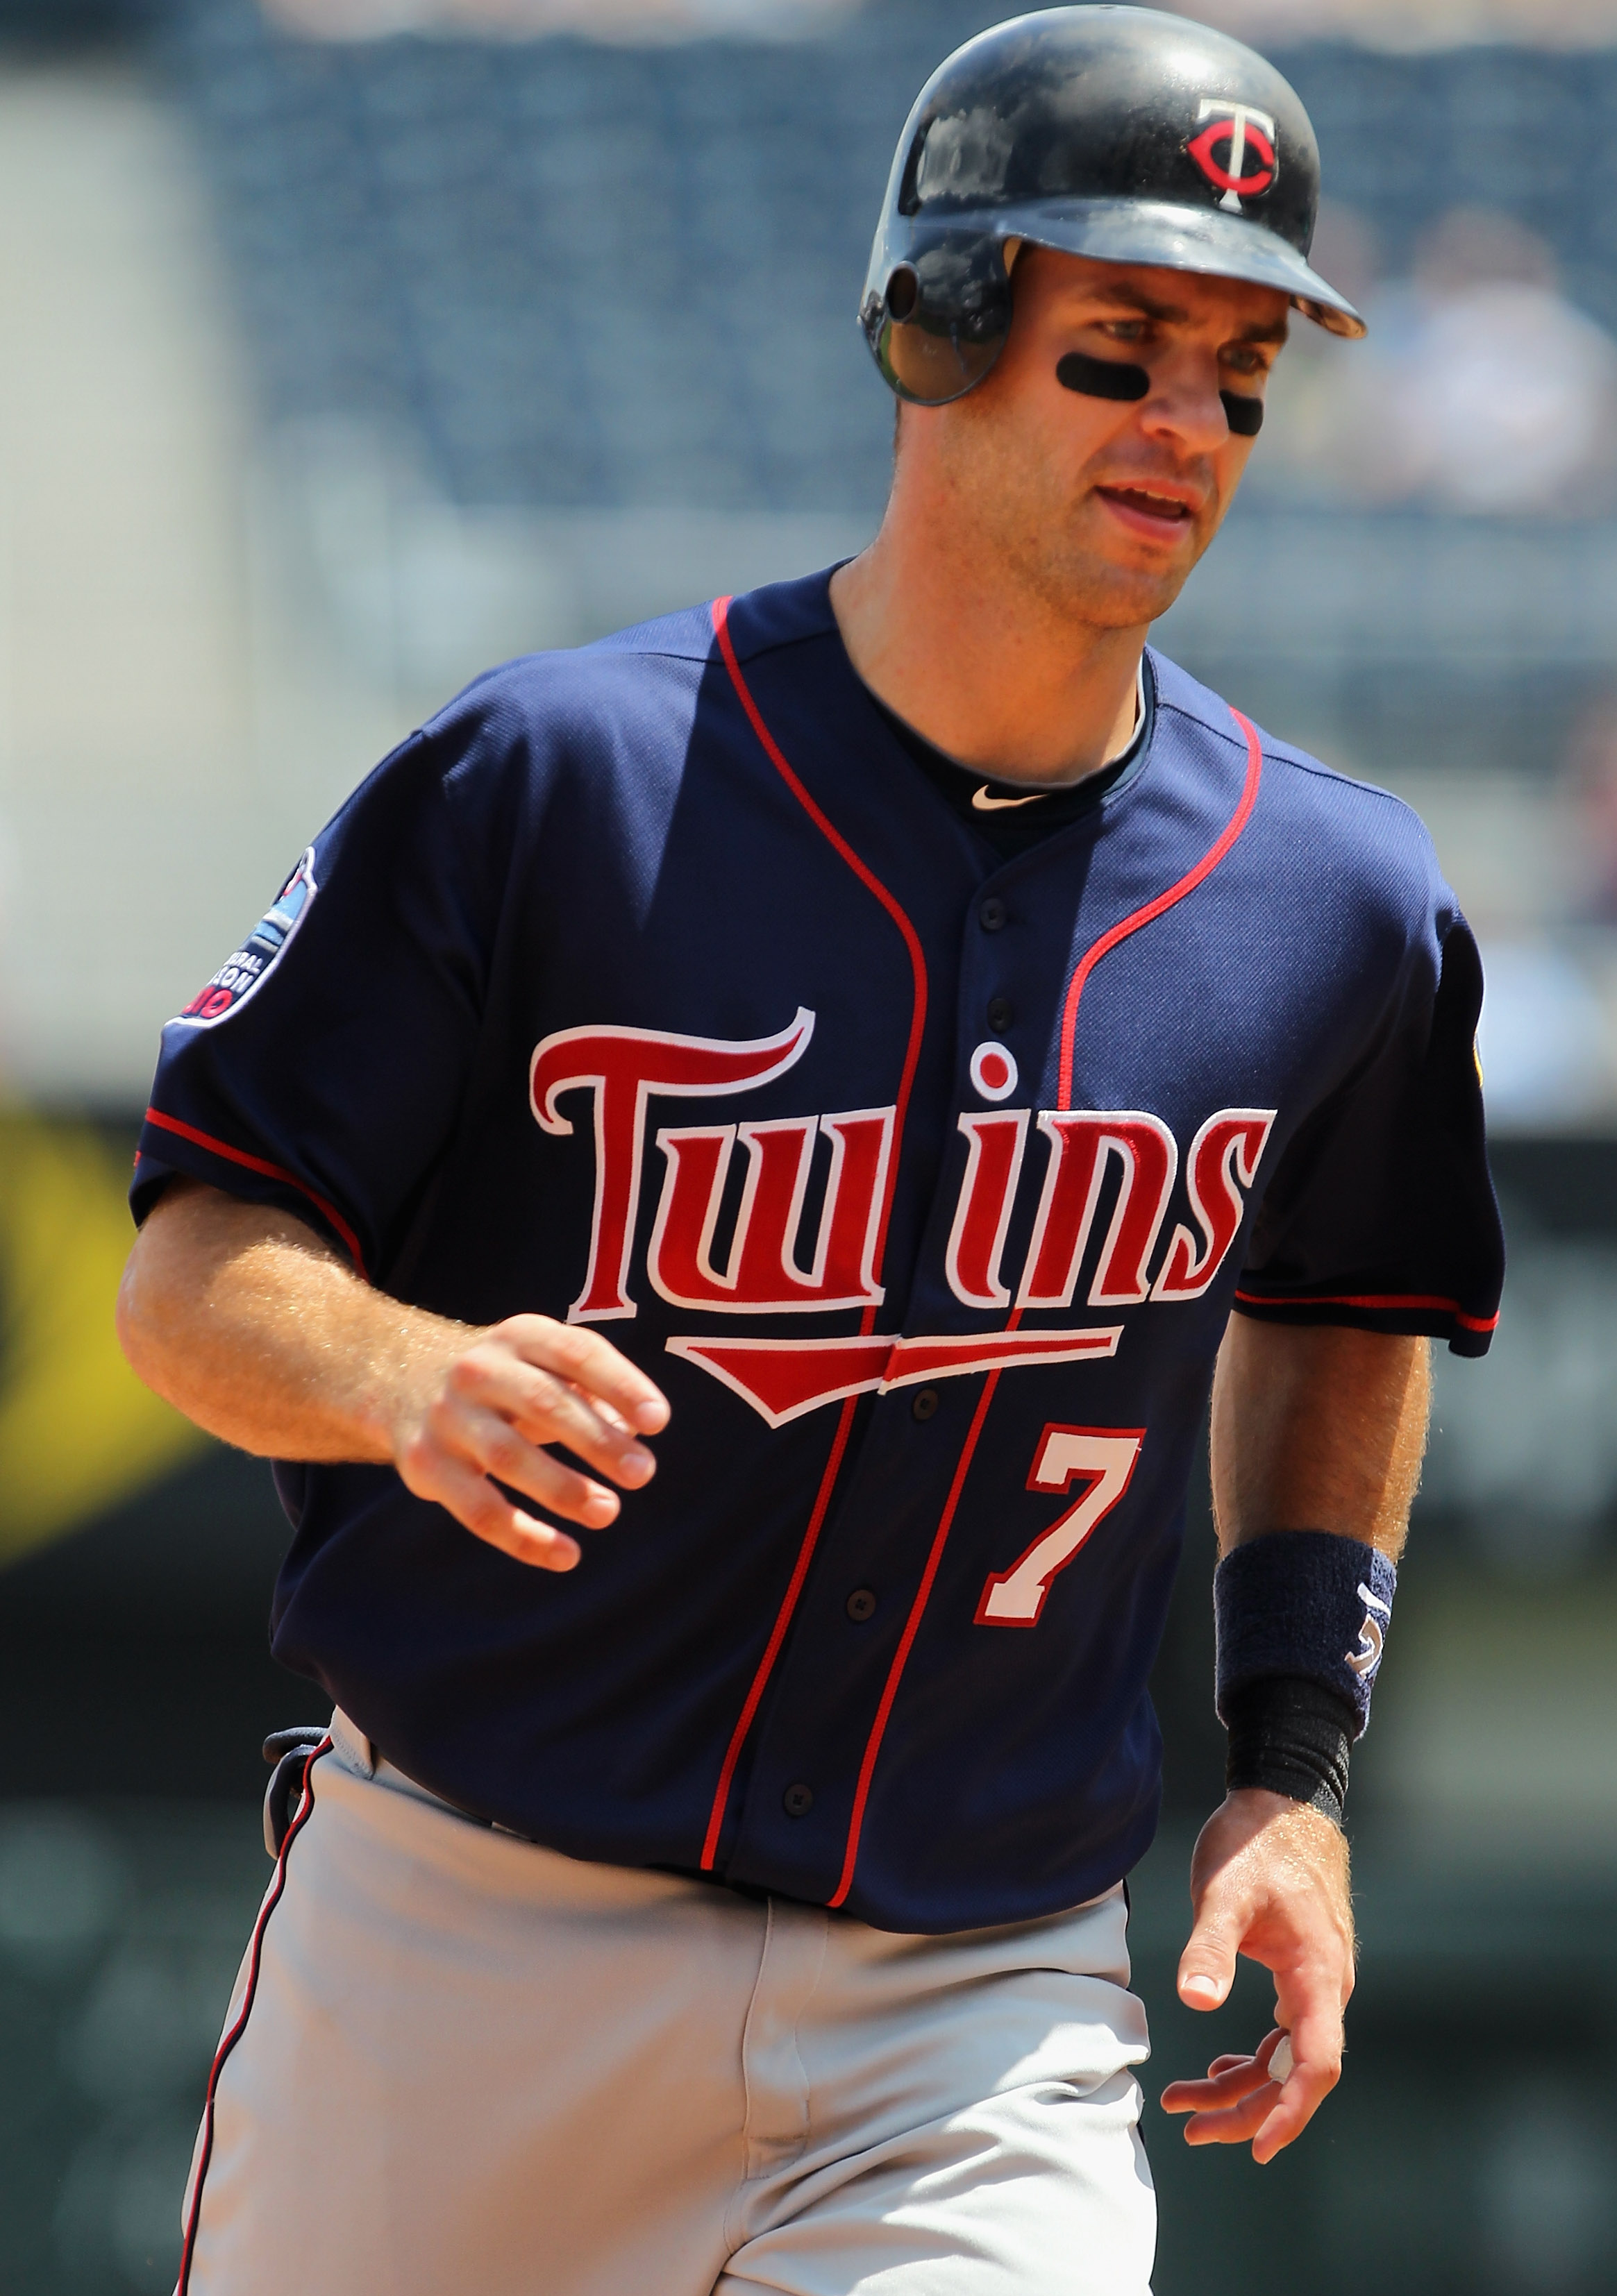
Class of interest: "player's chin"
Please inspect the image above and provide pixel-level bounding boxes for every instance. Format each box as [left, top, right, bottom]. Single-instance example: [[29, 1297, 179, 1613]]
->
[[1064, 539, 1193, 628]]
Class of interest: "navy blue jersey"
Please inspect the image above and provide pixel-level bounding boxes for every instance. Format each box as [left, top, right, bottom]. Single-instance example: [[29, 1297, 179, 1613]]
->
[[133, 571, 1502, 1933]]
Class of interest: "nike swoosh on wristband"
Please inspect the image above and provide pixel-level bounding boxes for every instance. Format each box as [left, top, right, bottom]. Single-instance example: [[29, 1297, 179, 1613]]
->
[[971, 784, 1049, 811]]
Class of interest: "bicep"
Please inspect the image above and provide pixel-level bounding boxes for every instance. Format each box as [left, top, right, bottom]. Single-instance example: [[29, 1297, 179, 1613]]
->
[[1209, 1316, 1430, 1561]]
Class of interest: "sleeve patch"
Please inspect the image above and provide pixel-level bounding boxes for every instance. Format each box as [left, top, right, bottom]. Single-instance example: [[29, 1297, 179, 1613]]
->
[[176, 849, 319, 1028]]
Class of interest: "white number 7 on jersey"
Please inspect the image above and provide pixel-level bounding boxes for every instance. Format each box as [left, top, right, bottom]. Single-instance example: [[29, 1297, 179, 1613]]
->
[[975, 1424, 1145, 1628]]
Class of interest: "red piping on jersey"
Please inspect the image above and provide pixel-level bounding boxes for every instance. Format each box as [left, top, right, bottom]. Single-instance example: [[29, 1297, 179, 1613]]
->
[[710, 596, 930, 1278], [1235, 1287, 1498, 1334], [143, 1107, 369, 1279], [830, 706, 1264, 1911], [700, 597, 930, 1873], [699, 1392, 859, 1870], [177, 1736, 330, 2295], [828, 1365, 1003, 1907], [1056, 707, 1264, 1111]]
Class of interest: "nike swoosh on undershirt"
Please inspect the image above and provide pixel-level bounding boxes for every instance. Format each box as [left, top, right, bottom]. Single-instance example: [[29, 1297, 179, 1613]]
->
[[971, 784, 1049, 812]]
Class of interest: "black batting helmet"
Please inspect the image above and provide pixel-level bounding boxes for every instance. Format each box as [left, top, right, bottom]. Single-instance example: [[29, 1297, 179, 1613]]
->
[[862, 6, 1364, 407]]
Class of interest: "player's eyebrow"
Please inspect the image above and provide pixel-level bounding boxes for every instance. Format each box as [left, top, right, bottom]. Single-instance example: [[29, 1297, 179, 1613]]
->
[[1080, 282, 1191, 324], [1074, 282, 1291, 344]]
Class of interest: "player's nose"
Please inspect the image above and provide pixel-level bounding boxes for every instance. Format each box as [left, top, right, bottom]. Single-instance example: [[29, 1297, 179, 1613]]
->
[[1137, 354, 1239, 458]]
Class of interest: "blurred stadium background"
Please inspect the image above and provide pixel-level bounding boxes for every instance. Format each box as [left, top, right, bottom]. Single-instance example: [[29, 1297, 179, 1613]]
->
[[0, 0, 1614, 2287]]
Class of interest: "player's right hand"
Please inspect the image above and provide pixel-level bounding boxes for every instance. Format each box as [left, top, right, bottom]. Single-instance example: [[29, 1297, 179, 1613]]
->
[[389, 1315, 671, 1571]]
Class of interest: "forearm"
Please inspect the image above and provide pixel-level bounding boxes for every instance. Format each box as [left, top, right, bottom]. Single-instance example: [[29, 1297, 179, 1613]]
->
[[117, 1180, 467, 1461], [1209, 1317, 1430, 1560], [118, 1179, 669, 1569]]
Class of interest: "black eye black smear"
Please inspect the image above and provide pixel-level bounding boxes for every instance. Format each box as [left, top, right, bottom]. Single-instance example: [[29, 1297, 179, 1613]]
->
[[1057, 354, 1264, 436], [1220, 391, 1264, 436], [1055, 351, 1148, 401]]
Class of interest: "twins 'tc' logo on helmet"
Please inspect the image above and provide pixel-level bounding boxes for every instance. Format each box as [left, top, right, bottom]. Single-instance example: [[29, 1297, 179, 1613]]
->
[[1187, 98, 1279, 213]]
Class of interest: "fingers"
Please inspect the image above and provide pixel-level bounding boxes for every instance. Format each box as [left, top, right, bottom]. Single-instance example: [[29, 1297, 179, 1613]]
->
[[1160, 2028, 1288, 2147], [1159, 2038, 1278, 2118], [404, 1397, 624, 1531], [400, 1450, 584, 1572], [1162, 2008, 1341, 2163], [444, 1346, 657, 1492], [1252, 1993, 1342, 2166], [392, 1317, 671, 1569], [497, 1315, 670, 1435], [1176, 1897, 1243, 2012], [1179, 2082, 1281, 2149]]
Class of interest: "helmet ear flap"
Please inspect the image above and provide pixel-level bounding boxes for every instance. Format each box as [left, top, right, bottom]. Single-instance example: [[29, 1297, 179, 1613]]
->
[[862, 235, 1015, 406]]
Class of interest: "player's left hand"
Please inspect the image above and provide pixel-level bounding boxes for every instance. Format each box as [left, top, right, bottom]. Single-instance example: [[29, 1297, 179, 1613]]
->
[[1158, 1787, 1354, 2164]]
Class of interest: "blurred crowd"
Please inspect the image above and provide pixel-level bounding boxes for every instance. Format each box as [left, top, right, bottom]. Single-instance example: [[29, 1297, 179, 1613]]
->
[[262, 0, 857, 37], [262, 0, 1617, 44], [1262, 202, 1617, 514], [1196, 1, 1617, 49]]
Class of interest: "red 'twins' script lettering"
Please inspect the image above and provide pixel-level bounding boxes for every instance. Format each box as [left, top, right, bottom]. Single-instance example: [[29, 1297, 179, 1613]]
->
[[1017, 1112, 1179, 1310], [529, 1011, 814, 1322], [1151, 1108, 1275, 1299], [648, 1108, 894, 1313], [944, 1104, 1274, 1316], [944, 1112, 1030, 1310]]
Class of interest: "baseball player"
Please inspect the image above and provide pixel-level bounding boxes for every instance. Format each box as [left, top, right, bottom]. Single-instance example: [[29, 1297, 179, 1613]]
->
[[118, 10, 1503, 2293]]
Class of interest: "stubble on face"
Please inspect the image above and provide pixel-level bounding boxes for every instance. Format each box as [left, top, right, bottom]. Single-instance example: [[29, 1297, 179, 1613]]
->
[[933, 380, 1223, 633], [911, 247, 1297, 636]]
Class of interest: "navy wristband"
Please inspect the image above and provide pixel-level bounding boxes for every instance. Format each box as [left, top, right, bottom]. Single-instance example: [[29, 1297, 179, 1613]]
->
[[1214, 1530, 1397, 1739]]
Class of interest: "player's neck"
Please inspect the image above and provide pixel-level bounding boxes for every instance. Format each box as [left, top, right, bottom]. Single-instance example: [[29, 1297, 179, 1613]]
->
[[831, 507, 1146, 790]]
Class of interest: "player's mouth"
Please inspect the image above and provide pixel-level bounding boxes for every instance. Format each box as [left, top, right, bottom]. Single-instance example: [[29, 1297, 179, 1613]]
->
[[1094, 484, 1200, 539]]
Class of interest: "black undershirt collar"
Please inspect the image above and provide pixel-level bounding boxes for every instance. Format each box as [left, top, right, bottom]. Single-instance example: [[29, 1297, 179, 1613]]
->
[[868, 658, 1155, 863]]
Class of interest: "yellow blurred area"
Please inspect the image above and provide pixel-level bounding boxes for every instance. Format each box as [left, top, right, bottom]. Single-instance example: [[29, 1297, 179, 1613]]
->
[[0, 1113, 205, 1568]]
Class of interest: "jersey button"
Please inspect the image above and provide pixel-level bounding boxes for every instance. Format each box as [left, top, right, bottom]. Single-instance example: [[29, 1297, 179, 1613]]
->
[[912, 1387, 939, 1421], [782, 1782, 814, 1818], [846, 1587, 878, 1623], [979, 897, 1007, 932], [987, 995, 1014, 1032]]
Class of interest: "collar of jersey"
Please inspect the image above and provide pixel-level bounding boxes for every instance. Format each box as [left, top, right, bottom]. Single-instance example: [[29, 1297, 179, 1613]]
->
[[860, 650, 1158, 837], [733, 568, 1161, 848], [963, 657, 1153, 810]]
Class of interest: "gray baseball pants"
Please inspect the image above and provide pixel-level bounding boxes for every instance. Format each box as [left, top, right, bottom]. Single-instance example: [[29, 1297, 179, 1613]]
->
[[178, 1707, 1156, 2295]]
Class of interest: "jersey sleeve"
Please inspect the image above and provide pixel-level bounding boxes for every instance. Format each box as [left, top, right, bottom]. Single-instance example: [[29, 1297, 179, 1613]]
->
[[131, 713, 509, 1284], [1234, 904, 1505, 1360]]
